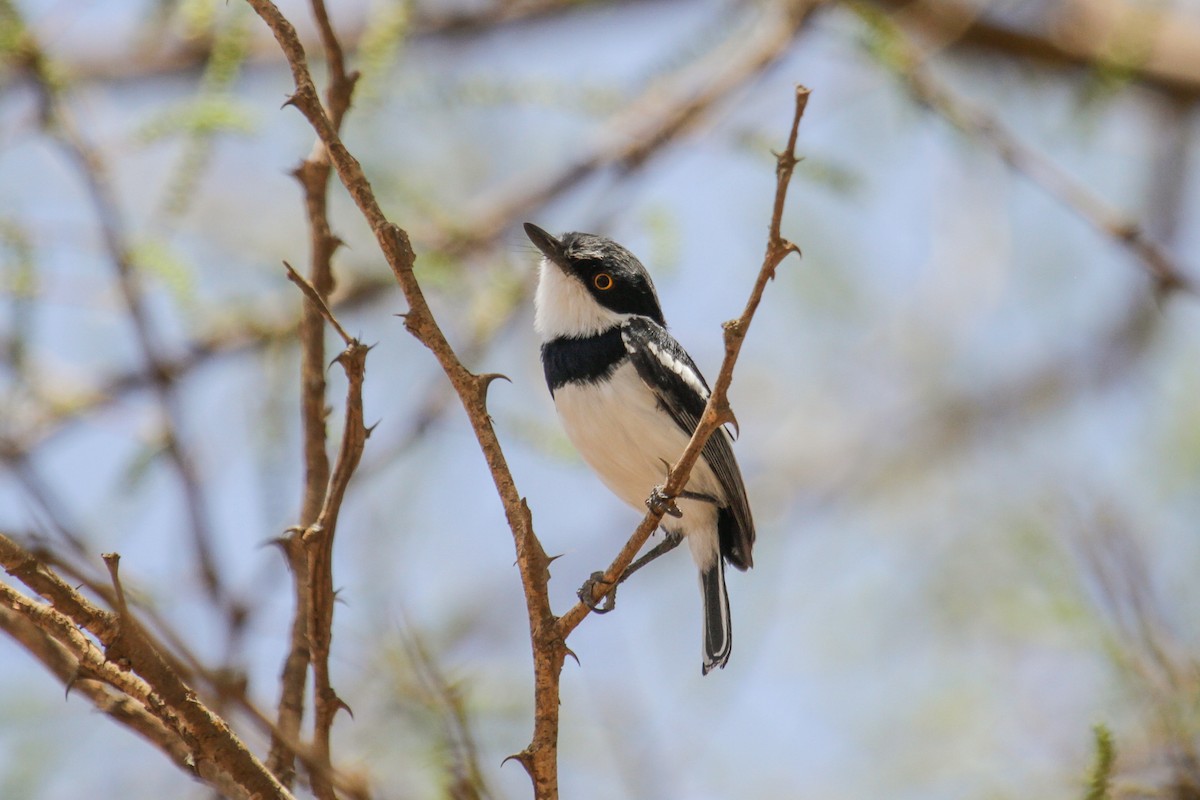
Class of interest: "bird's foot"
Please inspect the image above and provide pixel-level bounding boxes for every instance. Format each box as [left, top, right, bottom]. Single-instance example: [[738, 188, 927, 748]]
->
[[577, 571, 618, 614], [646, 485, 682, 518]]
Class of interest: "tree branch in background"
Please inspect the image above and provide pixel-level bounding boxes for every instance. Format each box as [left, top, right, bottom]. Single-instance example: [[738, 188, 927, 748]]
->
[[268, 0, 361, 785], [869, 0, 1200, 100], [281, 257, 372, 800], [399, 626, 499, 800], [851, 1, 1196, 297], [7, 0, 816, 473]]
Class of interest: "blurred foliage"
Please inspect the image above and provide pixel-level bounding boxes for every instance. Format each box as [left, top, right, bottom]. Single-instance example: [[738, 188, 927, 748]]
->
[[129, 237, 197, 313], [142, 1, 256, 221], [137, 95, 257, 142], [356, 0, 412, 106], [642, 206, 682, 275], [1085, 723, 1116, 800]]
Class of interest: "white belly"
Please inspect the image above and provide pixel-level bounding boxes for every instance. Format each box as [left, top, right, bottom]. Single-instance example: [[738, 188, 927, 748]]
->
[[553, 362, 724, 514]]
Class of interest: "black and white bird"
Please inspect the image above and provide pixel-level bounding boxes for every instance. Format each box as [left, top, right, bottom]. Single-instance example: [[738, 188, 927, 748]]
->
[[525, 222, 755, 674]]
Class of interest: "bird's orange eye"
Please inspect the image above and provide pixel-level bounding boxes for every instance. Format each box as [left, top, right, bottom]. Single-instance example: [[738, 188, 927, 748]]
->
[[593, 273, 614, 290]]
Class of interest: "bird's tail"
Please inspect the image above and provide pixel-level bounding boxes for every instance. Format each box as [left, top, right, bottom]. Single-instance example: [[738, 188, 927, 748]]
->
[[700, 558, 732, 675]]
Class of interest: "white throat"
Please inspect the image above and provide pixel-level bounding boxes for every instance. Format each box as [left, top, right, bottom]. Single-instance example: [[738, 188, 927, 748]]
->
[[534, 258, 630, 340]]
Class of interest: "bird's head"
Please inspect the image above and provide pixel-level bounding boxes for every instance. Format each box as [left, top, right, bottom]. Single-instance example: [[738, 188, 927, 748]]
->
[[525, 222, 664, 340]]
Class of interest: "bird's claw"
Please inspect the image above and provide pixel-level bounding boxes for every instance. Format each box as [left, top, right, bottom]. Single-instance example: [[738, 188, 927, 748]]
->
[[647, 485, 682, 518], [578, 571, 618, 614]]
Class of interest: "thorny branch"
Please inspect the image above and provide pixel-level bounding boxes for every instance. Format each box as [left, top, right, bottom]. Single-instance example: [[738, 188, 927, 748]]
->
[[0, 533, 292, 799], [245, 2, 559, 793], [268, 0, 360, 784]]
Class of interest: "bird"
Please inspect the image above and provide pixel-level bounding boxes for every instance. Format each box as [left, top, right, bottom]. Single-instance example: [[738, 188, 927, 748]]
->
[[525, 222, 755, 674]]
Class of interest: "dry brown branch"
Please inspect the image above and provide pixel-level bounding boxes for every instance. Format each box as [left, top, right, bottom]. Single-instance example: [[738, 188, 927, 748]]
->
[[103, 553, 297, 798], [267, 0, 360, 781], [852, 1, 1196, 297], [0, 604, 235, 793], [557, 85, 810, 635], [0, 532, 291, 798], [303, 335, 370, 800], [271, 7, 368, 795]]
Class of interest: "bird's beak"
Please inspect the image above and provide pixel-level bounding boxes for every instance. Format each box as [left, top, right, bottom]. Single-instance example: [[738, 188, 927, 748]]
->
[[523, 222, 566, 268]]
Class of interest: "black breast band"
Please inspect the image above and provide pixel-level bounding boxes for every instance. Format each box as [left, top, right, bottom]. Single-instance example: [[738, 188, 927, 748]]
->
[[541, 328, 627, 395]]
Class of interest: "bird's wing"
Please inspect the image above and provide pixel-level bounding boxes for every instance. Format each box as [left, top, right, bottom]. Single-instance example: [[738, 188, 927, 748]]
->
[[620, 317, 755, 569]]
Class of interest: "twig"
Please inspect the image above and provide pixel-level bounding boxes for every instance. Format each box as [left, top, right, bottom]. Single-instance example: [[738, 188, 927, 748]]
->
[[558, 85, 810, 637], [270, 5, 367, 796], [266, 1, 361, 786], [99, 553, 296, 798], [284, 261, 355, 346], [0, 533, 291, 798], [0, 605, 245, 795], [851, 1, 1196, 296], [400, 626, 498, 800], [302, 333, 371, 800]]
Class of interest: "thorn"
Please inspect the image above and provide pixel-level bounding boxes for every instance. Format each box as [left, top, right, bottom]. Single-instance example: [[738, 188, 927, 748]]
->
[[365, 420, 381, 437], [546, 552, 565, 565], [563, 645, 580, 667], [478, 372, 511, 401], [281, 94, 299, 110], [501, 751, 533, 776], [264, 536, 291, 554], [478, 372, 512, 387], [336, 696, 355, 719]]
